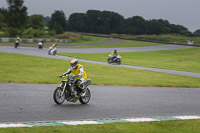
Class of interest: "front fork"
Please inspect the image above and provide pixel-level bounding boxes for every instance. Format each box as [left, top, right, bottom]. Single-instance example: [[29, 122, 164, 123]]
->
[[60, 82, 67, 96]]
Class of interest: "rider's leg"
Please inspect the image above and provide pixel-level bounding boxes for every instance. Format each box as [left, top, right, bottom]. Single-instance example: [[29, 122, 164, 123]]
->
[[113, 56, 117, 61], [77, 78, 87, 96]]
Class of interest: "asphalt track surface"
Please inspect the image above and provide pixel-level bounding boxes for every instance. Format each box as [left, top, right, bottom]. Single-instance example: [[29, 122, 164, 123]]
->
[[0, 44, 200, 123], [0, 83, 200, 123]]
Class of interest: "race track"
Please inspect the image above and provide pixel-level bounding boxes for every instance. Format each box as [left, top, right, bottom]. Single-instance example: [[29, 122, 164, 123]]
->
[[0, 83, 200, 123], [0, 44, 200, 123]]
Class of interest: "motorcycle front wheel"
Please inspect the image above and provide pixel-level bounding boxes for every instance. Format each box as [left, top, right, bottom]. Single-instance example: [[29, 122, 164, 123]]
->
[[53, 51, 56, 56], [79, 88, 91, 104], [53, 87, 65, 105], [117, 59, 121, 65]]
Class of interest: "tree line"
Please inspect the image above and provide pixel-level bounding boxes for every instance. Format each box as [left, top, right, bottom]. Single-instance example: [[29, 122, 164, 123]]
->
[[0, 0, 199, 37]]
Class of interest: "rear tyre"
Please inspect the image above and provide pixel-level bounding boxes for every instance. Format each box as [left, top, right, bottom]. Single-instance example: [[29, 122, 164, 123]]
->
[[53, 87, 65, 105], [107, 58, 112, 64], [79, 88, 91, 104]]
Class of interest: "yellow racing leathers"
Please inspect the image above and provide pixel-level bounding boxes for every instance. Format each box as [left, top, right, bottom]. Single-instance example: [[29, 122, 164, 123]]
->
[[63, 64, 88, 96], [70, 64, 87, 79]]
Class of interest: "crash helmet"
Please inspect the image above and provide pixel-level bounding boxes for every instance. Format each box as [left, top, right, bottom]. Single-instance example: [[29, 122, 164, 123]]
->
[[70, 59, 78, 69], [114, 50, 117, 53]]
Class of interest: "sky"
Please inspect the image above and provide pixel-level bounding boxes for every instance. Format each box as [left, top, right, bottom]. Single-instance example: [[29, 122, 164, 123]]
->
[[0, 0, 199, 32]]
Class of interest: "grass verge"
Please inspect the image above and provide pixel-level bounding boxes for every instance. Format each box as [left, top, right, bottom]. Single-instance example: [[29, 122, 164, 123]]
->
[[63, 40, 165, 48], [111, 34, 200, 45], [0, 119, 200, 133], [0, 52, 200, 87], [0, 36, 107, 45], [59, 47, 200, 73]]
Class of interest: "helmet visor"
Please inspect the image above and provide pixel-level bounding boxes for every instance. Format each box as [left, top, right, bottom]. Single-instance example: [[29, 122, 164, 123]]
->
[[71, 63, 76, 68]]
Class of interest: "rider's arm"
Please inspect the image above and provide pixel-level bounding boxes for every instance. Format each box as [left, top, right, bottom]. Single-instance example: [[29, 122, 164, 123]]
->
[[109, 51, 114, 57], [76, 67, 84, 77], [63, 68, 71, 76]]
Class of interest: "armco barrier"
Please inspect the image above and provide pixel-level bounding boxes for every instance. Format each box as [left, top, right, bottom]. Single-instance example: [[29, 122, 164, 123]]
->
[[0, 38, 71, 43]]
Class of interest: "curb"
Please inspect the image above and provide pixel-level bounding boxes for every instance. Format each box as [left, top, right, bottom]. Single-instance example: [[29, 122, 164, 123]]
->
[[0, 115, 200, 128]]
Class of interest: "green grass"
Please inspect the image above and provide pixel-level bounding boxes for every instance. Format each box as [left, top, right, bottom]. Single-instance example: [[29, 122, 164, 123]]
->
[[0, 52, 200, 87], [111, 34, 200, 45], [0, 42, 56, 45], [70, 35, 107, 44], [64, 40, 165, 48], [59, 47, 200, 73], [0, 36, 166, 48], [0, 35, 107, 45], [1, 120, 200, 133]]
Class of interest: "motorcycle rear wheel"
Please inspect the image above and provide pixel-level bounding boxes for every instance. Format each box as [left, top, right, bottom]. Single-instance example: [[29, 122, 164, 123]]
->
[[107, 58, 112, 64], [79, 88, 91, 104], [53, 87, 65, 105]]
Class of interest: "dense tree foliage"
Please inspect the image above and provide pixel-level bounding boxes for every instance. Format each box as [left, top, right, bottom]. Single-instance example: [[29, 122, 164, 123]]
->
[[68, 13, 86, 32], [68, 10, 125, 34], [6, 0, 28, 36], [0, 13, 4, 30], [27, 14, 44, 30], [125, 16, 147, 35], [48, 10, 67, 34], [68, 10, 192, 35], [44, 16, 51, 27], [194, 29, 200, 35], [0, 3, 196, 37]]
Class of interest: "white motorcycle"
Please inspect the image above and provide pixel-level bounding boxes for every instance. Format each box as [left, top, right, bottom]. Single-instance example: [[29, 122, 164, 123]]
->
[[48, 47, 58, 56], [107, 54, 121, 65]]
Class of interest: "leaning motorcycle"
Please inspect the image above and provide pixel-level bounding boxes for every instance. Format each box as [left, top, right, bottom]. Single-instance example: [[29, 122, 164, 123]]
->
[[14, 40, 20, 48], [107, 55, 121, 65], [53, 75, 91, 105], [48, 47, 57, 56]]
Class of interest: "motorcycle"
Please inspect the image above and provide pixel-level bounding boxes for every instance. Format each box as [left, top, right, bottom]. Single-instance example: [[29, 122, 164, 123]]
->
[[53, 75, 91, 105], [48, 47, 57, 55], [14, 40, 20, 48], [38, 41, 44, 49], [107, 54, 121, 65]]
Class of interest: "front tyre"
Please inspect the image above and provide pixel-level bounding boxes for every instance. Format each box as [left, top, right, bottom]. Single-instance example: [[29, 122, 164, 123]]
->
[[53, 51, 56, 56], [79, 88, 91, 104], [117, 59, 121, 65], [53, 87, 65, 105]]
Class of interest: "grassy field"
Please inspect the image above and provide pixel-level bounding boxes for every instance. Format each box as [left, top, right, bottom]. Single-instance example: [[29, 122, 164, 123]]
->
[[69, 35, 107, 44], [0, 35, 107, 45], [1, 119, 200, 133], [63, 39, 165, 48], [59, 47, 200, 73], [0, 52, 200, 87], [111, 34, 200, 45], [0, 37, 165, 48]]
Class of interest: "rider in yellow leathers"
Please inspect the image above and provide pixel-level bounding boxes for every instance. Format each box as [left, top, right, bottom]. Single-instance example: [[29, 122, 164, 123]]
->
[[61, 59, 87, 97]]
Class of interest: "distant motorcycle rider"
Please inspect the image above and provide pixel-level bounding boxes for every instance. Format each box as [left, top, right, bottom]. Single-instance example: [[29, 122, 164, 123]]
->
[[50, 43, 57, 50], [61, 59, 87, 97], [15, 37, 20, 48], [48, 43, 58, 55], [109, 50, 118, 62]]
